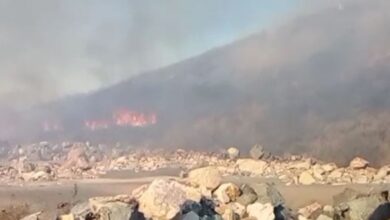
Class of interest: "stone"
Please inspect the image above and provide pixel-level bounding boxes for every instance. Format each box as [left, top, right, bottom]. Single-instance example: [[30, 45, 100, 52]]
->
[[322, 163, 337, 173], [213, 183, 241, 204], [57, 214, 75, 220], [299, 171, 316, 185], [138, 179, 202, 219], [316, 214, 332, 220], [20, 212, 42, 220], [89, 195, 138, 220], [322, 205, 334, 216], [251, 183, 284, 206], [236, 159, 267, 176], [333, 189, 387, 220], [183, 211, 201, 220], [229, 202, 246, 218], [236, 184, 258, 206], [227, 147, 240, 160], [247, 202, 275, 220], [222, 208, 237, 220], [188, 166, 222, 190], [249, 145, 265, 160], [290, 159, 312, 170], [312, 165, 326, 180], [298, 202, 322, 219], [374, 166, 390, 180], [349, 157, 369, 169], [70, 201, 90, 218]]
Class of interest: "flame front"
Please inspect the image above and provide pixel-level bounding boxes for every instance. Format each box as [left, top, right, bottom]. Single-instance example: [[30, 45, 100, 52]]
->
[[113, 108, 157, 127]]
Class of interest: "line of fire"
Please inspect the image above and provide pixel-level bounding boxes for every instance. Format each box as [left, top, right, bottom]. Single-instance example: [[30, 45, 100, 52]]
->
[[42, 108, 157, 132]]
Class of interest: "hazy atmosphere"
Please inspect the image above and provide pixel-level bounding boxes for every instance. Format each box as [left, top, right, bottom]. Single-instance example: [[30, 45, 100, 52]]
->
[[0, 0, 298, 107]]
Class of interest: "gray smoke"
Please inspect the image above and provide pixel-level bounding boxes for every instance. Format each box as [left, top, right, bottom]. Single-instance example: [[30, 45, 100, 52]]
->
[[0, 0, 288, 108]]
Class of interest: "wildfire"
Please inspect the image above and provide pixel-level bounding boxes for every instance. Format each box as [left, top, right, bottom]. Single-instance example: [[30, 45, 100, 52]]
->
[[113, 108, 157, 127], [82, 108, 157, 131]]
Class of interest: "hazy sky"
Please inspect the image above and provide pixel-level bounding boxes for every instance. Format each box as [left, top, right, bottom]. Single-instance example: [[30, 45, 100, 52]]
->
[[0, 0, 301, 107]]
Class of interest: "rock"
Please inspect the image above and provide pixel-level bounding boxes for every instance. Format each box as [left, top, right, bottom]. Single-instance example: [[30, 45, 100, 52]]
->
[[299, 171, 316, 185], [183, 211, 201, 220], [188, 166, 222, 190], [374, 166, 390, 180], [61, 145, 90, 170], [213, 183, 241, 204], [20, 212, 42, 220], [222, 208, 239, 220], [247, 202, 275, 220], [322, 205, 334, 216], [57, 214, 75, 220], [227, 147, 240, 160], [322, 163, 337, 173], [316, 214, 332, 220], [333, 189, 388, 220], [349, 157, 369, 169], [236, 184, 258, 206], [298, 202, 322, 219], [251, 183, 284, 206], [327, 169, 344, 180], [250, 145, 265, 160], [138, 179, 202, 219], [290, 159, 312, 170], [229, 202, 246, 218], [88, 195, 139, 220], [312, 165, 326, 180], [236, 159, 267, 176], [70, 201, 90, 218]]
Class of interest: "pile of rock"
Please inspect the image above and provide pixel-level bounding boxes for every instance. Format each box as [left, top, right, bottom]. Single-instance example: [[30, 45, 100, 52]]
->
[[51, 166, 293, 220]]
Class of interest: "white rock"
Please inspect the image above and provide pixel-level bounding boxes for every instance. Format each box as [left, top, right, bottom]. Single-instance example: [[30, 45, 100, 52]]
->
[[188, 166, 222, 190], [299, 171, 316, 185], [298, 202, 322, 218], [230, 202, 246, 217], [316, 214, 332, 220], [247, 202, 275, 220], [227, 147, 240, 160], [236, 159, 267, 176], [322, 163, 337, 173], [349, 157, 369, 169], [138, 179, 202, 219]]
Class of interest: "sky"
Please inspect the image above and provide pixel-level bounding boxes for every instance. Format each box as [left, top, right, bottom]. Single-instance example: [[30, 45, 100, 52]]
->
[[0, 0, 300, 107]]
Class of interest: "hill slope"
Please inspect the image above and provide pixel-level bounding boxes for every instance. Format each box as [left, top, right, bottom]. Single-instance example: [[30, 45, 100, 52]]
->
[[12, 0, 390, 165]]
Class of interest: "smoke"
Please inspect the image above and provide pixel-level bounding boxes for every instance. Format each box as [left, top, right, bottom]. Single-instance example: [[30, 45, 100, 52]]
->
[[0, 0, 293, 108], [3, 0, 390, 165]]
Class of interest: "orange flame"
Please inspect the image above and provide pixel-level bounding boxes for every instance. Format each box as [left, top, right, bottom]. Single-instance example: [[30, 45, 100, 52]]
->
[[113, 108, 157, 127]]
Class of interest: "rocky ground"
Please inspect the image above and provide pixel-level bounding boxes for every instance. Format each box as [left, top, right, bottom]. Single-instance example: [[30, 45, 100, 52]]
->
[[0, 142, 389, 219]]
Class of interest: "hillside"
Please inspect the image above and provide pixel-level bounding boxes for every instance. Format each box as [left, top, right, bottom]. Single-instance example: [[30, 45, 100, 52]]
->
[[11, 0, 390, 165]]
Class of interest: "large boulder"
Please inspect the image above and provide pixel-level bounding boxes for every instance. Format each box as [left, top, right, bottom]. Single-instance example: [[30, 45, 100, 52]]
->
[[249, 145, 265, 160], [349, 157, 369, 170], [138, 178, 202, 219], [236, 159, 267, 176], [333, 188, 388, 220], [188, 166, 222, 190]]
